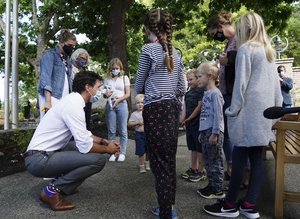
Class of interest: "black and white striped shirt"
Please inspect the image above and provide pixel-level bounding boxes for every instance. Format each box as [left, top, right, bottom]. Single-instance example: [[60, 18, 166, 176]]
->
[[135, 42, 186, 105]]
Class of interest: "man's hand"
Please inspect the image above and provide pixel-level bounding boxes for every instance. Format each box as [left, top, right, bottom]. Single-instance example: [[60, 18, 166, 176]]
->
[[101, 138, 110, 146], [106, 141, 121, 154], [209, 133, 218, 145]]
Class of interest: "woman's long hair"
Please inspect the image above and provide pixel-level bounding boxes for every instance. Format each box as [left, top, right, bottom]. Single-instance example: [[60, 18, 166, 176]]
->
[[235, 12, 275, 62]]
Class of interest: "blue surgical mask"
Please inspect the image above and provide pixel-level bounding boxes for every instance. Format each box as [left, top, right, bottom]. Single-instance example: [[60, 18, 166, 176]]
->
[[112, 69, 120, 76], [76, 58, 87, 68], [278, 71, 285, 78]]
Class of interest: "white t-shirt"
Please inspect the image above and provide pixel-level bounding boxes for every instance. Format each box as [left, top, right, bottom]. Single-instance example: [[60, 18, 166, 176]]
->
[[129, 110, 144, 132], [104, 75, 130, 99], [28, 92, 93, 153]]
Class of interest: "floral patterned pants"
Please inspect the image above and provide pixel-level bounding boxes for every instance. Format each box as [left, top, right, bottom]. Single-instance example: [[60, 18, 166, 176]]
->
[[143, 99, 179, 219]]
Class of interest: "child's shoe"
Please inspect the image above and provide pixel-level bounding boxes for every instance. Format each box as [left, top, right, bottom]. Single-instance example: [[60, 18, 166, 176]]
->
[[139, 165, 146, 173], [198, 186, 225, 199], [188, 170, 206, 182], [145, 160, 150, 170], [151, 206, 178, 219], [203, 199, 239, 218], [239, 201, 260, 219], [181, 168, 193, 179]]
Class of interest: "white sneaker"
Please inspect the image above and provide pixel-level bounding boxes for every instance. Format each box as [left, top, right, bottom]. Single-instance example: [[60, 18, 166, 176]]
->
[[145, 161, 150, 170], [109, 154, 117, 162], [118, 154, 125, 162], [139, 165, 146, 173]]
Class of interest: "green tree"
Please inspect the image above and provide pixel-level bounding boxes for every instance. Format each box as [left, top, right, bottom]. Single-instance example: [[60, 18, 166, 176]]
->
[[0, 0, 298, 100], [281, 3, 300, 66]]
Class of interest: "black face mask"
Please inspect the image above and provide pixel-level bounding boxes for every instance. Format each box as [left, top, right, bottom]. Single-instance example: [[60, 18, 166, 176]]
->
[[63, 44, 74, 56], [213, 31, 226, 42]]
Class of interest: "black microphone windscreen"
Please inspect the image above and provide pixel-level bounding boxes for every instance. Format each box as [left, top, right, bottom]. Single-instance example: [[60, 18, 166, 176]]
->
[[263, 107, 284, 119]]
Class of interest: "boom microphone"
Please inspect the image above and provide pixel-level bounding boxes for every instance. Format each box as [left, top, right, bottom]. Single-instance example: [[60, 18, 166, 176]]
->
[[263, 106, 300, 119]]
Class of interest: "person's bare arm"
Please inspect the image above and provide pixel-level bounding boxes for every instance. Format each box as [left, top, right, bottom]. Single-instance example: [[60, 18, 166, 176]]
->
[[181, 101, 202, 126], [128, 121, 143, 127], [44, 90, 52, 111], [89, 140, 120, 154]]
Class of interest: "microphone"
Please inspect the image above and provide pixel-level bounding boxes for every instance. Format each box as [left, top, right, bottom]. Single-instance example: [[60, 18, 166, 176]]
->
[[263, 106, 300, 119]]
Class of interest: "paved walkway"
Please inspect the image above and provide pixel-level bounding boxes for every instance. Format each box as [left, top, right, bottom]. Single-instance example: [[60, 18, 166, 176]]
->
[[0, 131, 299, 219]]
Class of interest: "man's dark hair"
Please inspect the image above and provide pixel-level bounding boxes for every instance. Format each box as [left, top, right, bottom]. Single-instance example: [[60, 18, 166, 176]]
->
[[277, 65, 285, 73], [72, 70, 102, 93]]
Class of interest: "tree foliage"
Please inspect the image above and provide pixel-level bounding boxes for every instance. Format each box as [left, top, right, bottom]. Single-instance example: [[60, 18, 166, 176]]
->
[[0, 0, 299, 101]]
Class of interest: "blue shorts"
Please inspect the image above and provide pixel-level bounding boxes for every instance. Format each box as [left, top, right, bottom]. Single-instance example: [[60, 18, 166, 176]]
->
[[135, 131, 147, 156], [186, 125, 202, 152]]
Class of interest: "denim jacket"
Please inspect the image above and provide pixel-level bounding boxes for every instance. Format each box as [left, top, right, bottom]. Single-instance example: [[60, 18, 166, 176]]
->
[[38, 45, 72, 99]]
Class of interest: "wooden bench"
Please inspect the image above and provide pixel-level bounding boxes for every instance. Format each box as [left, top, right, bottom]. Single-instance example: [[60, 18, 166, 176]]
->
[[267, 114, 300, 219]]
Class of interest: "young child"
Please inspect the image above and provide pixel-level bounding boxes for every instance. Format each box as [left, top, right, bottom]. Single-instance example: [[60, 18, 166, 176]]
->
[[128, 94, 150, 173], [196, 61, 225, 199], [180, 69, 206, 182], [203, 12, 283, 219]]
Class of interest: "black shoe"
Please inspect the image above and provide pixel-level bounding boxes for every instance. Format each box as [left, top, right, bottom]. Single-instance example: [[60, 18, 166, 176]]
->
[[198, 186, 225, 199], [197, 184, 211, 195], [181, 168, 193, 179], [239, 203, 260, 219], [188, 170, 207, 182], [203, 199, 239, 218]]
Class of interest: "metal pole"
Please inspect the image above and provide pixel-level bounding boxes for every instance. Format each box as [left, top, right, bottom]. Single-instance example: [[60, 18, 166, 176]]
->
[[11, 0, 18, 129], [4, 0, 11, 130]]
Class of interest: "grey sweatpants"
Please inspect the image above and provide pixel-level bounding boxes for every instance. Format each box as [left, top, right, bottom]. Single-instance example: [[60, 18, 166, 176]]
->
[[25, 141, 107, 195]]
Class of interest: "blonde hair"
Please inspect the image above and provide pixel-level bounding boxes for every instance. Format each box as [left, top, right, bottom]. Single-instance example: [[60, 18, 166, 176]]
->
[[107, 57, 124, 76], [135, 94, 144, 102], [186, 69, 198, 78], [197, 61, 219, 80], [235, 12, 275, 62]]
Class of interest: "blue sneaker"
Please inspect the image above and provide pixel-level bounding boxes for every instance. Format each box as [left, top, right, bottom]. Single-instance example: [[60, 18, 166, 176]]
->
[[151, 206, 178, 219]]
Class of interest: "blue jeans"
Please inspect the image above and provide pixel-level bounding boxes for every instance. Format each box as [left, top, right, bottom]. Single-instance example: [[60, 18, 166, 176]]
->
[[200, 129, 224, 192], [105, 100, 128, 155]]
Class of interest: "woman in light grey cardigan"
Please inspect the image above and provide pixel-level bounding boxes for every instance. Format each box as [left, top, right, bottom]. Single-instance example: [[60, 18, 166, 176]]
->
[[203, 12, 283, 219]]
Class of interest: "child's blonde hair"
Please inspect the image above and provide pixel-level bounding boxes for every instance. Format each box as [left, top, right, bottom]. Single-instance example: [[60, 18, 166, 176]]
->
[[197, 61, 219, 80], [135, 94, 144, 102], [235, 12, 275, 62], [186, 68, 198, 78]]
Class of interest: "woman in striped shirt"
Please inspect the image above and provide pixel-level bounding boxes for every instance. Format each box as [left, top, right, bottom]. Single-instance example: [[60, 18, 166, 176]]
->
[[135, 8, 185, 219]]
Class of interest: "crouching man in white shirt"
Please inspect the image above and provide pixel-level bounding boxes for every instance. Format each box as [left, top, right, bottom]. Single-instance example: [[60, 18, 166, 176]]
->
[[24, 70, 120, 211]]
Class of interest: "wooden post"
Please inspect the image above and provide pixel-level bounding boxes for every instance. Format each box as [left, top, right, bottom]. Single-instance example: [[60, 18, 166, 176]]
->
[[274, 129, 285, 219]]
